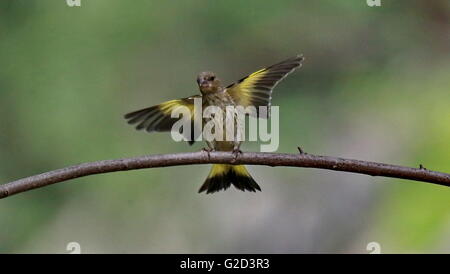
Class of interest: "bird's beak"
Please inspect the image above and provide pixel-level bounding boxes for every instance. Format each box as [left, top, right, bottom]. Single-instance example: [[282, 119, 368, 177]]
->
[[200, 81, 210, 89]]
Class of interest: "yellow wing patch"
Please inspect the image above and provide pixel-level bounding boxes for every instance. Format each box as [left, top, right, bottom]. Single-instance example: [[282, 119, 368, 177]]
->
[[158, 99, 195, 115], [124, 95, 200, 144], [225, 55, 304, 118]]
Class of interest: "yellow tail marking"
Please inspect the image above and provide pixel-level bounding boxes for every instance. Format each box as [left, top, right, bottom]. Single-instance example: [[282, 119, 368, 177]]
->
[[208, 165, 251, 178]]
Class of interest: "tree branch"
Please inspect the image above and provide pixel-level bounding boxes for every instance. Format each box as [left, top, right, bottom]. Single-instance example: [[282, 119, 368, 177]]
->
[[1, 151, 450, 199]]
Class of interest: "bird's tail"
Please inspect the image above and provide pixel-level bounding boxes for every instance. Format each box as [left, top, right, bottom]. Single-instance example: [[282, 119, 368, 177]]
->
[[198, 164, 261, 194]]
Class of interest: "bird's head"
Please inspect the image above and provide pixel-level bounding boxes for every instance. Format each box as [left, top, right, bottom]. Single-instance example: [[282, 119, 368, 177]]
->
[[197, 71, 221, 94]]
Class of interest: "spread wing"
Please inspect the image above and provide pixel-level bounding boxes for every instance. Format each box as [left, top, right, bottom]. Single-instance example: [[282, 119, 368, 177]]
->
[[225, 55, 304, 118], [124, 95, 201, 145]]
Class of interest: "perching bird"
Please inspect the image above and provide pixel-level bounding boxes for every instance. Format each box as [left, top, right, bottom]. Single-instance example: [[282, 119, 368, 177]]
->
[[125, 55, 304, 194]]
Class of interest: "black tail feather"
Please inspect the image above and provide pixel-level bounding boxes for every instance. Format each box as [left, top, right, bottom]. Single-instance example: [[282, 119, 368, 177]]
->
[[199, 165, 261, 194]]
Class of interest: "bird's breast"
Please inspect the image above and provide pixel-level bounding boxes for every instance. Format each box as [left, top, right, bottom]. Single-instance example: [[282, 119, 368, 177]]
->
[[202, 92, 242, 148]]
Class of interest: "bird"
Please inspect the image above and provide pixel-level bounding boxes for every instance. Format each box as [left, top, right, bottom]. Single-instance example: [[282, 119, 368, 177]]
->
[[124, 55, 304, 194]]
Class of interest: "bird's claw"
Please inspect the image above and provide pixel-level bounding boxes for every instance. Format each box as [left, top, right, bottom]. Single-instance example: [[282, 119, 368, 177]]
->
[[202, 147, 214, 159], [231, 148, 242, 163]]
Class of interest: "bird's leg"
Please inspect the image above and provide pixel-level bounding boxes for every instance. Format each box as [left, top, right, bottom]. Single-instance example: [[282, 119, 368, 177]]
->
[[231, 143, 242, 163], [201, 147, 214, 160], [202, 142, 215, 160]]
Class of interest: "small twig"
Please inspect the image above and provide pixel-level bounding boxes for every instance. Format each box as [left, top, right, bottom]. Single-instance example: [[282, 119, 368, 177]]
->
[[1, 150, 450, 199], [297, 147, 306, 154]]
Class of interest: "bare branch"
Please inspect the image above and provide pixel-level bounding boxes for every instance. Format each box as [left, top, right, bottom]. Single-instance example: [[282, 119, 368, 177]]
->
[[1, 151, 450, 199]]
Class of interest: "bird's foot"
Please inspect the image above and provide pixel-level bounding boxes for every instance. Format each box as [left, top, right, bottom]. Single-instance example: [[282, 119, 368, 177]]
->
[[202, 147, 214, 160], [231, 148, 242, 163]]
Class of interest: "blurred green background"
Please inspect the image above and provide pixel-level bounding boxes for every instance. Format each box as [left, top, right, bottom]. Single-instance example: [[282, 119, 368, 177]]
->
[[0, 0, 449, 253]]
